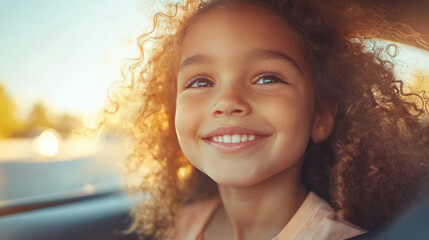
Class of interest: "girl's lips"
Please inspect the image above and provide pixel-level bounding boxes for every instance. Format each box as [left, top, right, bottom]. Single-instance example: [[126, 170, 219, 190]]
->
[[202, 135, 270, 153], [202, 126, 271, 139]]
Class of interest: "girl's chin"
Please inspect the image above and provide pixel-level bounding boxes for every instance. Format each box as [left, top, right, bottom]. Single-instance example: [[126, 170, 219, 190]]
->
[[202, 163, 299, 189], [205, 170, 272, 188]]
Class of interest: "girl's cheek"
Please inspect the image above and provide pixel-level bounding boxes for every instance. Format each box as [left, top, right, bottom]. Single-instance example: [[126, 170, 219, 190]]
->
[[175, 97, 204, 142]]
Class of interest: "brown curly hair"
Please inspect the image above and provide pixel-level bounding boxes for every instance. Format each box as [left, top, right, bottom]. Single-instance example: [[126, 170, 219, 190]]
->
[[108, 0, 429, 239]]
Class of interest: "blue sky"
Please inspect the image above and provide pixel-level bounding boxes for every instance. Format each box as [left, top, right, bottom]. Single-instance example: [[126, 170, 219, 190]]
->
[[0, 0, 428, 119], [0, 0, 163, 118]]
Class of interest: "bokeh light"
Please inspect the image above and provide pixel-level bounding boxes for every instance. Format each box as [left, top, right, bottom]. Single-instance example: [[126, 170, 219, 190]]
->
[[83, 183, 95, 195], [32, 129, 61, 157]]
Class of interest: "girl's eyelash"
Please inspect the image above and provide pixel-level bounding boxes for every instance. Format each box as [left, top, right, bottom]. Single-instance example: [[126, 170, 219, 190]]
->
[[253, 72, 288, 84], [183, 75, 214, 89], [183, 71, 288, 89]]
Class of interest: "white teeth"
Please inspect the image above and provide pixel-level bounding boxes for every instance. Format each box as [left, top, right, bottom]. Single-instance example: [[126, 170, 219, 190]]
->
[[211, 134, 257, 143], [232, 134, 241, 143]]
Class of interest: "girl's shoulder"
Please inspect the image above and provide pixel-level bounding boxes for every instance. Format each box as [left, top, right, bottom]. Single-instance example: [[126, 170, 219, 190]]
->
[[274, 191, 367, 240], [174, 197, 221, 240]]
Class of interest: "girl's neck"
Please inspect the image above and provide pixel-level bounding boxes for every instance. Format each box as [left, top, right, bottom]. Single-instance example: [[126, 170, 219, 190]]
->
[[216, 162, 308, 240]]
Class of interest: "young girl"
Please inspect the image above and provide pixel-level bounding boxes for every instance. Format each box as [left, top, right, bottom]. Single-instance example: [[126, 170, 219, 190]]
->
[[112, 0, 429, 239]]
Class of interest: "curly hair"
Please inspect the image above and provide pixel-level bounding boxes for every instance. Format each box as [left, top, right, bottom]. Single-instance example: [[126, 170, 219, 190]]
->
[[109, 0, 429, 239]]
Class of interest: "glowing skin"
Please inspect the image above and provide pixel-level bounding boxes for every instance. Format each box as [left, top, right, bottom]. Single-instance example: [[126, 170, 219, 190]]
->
[[176, 7, 315, 187], [175, 4, 335, 240]]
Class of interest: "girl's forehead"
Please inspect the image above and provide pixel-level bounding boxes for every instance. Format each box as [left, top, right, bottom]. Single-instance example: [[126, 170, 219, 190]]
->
[[179, 4, 310, 77]]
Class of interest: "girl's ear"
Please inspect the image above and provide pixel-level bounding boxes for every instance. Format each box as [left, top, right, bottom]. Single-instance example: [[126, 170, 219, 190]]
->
[[311, 101, 338, 143]]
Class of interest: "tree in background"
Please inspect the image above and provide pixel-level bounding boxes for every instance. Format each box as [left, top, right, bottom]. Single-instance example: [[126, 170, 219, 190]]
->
[[55, 113, 81, 136], [0, 84, 21, 138], [27, 102, 54, 130], [0, 83, 82, 138]]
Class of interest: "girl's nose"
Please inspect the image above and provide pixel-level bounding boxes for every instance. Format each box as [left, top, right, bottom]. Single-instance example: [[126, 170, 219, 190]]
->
[[211, 91, 251, 118]]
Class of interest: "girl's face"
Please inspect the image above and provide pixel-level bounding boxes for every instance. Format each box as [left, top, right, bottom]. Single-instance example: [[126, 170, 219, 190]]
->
[[175, 4, 319, 187]]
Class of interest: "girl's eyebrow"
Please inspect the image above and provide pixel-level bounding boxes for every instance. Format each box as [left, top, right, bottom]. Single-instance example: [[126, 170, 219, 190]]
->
[[178, 48, 302, 73], [247, 48, 302, 73], [178, 55, 215, 72]]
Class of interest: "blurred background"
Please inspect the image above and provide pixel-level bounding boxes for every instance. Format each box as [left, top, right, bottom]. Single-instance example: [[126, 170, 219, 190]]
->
[[0, 0, 428, 212], [0, 0, 167, 207]]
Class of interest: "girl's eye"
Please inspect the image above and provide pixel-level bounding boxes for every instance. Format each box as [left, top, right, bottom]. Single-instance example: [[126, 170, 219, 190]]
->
[[254, 74, 287, 85], [184, 77, 215, 88]]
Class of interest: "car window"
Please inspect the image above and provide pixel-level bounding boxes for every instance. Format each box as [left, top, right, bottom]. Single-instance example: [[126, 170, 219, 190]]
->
[[0, 0, 428, 227], [0, 133, 128, 210]]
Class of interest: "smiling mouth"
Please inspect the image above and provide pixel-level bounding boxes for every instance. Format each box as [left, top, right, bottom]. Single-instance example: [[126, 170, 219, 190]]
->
[[202, 134, 270, 153]]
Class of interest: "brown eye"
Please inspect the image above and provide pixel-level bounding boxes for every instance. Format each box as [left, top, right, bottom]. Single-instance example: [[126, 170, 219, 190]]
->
[[184, 77, 215, 88], [255, 74, 287, 85]]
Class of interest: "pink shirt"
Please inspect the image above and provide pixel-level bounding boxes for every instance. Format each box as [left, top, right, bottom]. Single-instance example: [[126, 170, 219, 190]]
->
[[175, 191, 366, 240]]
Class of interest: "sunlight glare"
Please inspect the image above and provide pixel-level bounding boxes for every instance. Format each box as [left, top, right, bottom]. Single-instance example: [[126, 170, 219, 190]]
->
[[82, 112, 101, 129], [32, 129, 61, 157]]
